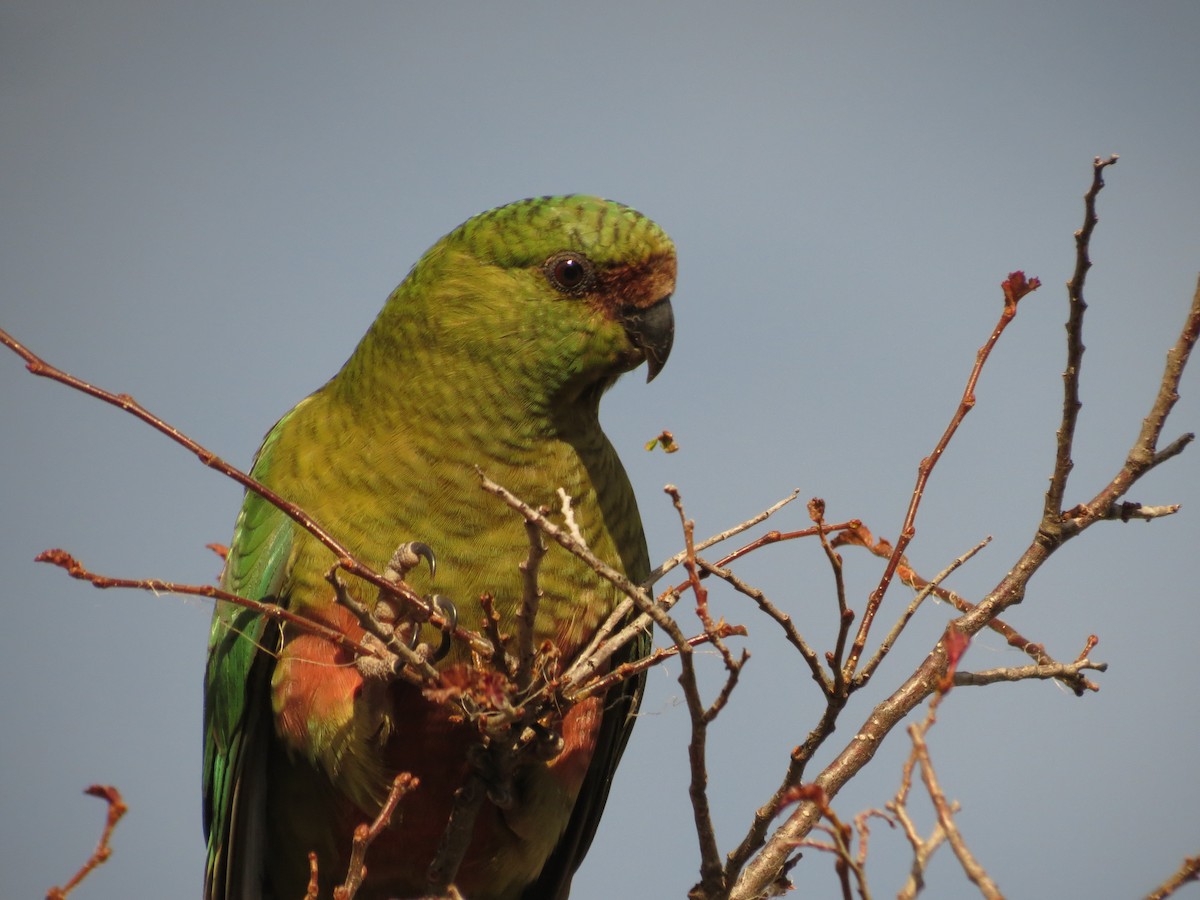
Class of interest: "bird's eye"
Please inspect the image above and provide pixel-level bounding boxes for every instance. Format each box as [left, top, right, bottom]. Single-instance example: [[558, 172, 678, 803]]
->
[[544, 252, 595, 294]]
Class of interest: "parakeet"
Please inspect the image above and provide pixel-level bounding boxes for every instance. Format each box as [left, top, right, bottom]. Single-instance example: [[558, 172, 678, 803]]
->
[[203, 196, 676, 900]]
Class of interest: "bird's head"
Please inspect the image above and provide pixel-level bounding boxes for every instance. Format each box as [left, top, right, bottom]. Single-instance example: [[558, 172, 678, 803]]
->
[[376, 196, 676, 410]]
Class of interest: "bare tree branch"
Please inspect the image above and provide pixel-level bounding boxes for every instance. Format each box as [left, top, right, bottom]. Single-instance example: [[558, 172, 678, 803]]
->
[[36, 548, 385, 666], [515, 517, 547, 693], [45, 785, 127, 900], [845, 271, 1041, 679], [728, 160, 1195, 900], [1145, 853, 1200, 900], [1045, 154, 1119, 520], [952, 657, 1107, 688], [335, 774, 419, 900], [860, 536, 992, 684], [909, 714, 1001, 898]]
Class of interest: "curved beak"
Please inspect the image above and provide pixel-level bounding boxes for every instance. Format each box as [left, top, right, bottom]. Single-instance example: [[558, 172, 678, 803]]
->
[[622, 296, 674, 382]]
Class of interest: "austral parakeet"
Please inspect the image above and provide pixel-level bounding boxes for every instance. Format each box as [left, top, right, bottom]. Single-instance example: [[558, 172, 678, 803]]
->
[[203, 196, 676, 899]]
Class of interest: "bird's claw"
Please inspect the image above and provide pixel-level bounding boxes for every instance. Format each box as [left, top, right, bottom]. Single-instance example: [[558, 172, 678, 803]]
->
[[430, 594, 458, 662], [385, 541, 437, 582], [377, 541, 438, 629], [403, 592, 458, 663]]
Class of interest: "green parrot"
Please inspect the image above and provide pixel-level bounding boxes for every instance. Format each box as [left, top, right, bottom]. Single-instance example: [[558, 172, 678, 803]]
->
[[203, 196, 676, 900]]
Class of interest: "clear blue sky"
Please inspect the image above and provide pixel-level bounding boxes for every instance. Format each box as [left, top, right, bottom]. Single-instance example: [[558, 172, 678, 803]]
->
[[3, 3, 1198, 898]]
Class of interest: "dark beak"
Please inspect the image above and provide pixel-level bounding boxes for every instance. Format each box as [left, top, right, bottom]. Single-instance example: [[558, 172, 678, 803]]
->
[[622, 296, 674, 382]]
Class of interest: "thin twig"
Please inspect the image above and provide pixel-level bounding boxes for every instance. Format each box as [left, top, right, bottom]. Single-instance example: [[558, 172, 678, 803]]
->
[[667, 485, 738, 671], [45, 785, 128, 900], [851, 809, 893, 871], [1069, 273, 1200, 526], [476, 593, 512, 677], [1044, 154, 1119, 520], [844, 271, 1040, 679], [569, 621, 747, 702], [647, 489, 802, 584], [910, 721, 1002, 898], [0, 328, 460, 640], [515, 517, 547, 692], [696, 558, 830, 694], [334, 774, 419, 900], [477, 471, 679, 636], [837, 522, 1094, 693], [859, 537, 992, 685], [560, 598, 664, 695], [890, 769, 954, 900], [425, 775, 486, 894], [1146, 853, 1200, 900], [593, 513, 861, 699], [662, 486, 730, 897], [36, 548, 383, 664], [722, 703, 843, 886], [569, 498, 794, 695], [952, 658, 1107, 687], [567, 503, 851, 695], [805, 499, 851, 694]]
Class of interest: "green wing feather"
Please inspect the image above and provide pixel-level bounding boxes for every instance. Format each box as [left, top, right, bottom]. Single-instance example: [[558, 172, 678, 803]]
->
[[525, 624, 651, 900], [203, 421, 296, 900]]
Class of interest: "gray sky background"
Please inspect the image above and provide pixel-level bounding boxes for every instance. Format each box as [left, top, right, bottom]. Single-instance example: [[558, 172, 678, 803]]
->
[[3, 3, 1198, 898]]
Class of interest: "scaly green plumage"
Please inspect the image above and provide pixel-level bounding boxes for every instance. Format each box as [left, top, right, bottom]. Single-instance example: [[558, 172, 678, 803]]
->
[[203, 196, 676, 899]]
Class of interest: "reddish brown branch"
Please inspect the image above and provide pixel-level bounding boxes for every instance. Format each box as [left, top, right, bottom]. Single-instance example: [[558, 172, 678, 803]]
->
[[807, 499, 852, 695], [890, 667, 1000, 898], [668, 485, 739, 675], [844, 271, 1040, 678], [889, 734, 954, 900], [689, 518, 861, 581], [859, 536, 990, 686], [45, 785, 127, 900], [334, 773, 419, 900], [35, 548, 384, 665], [476, 593, 513, 678], [696, 558, 831, 694], [646, 489, 804, 583]]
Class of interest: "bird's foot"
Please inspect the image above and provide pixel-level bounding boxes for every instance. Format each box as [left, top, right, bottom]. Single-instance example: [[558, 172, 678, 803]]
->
[[375, 541, 438, 627], [385, 540, 437, 582]]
